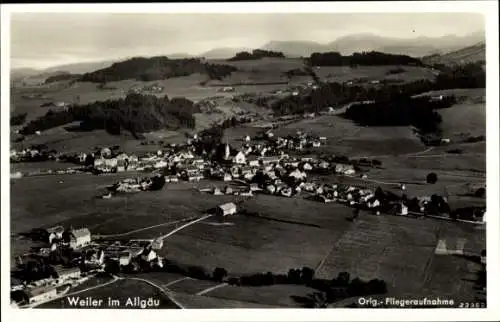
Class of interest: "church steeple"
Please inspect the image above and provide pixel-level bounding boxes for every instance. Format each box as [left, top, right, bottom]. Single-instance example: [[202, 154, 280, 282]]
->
[[224, 138, 230, 160]]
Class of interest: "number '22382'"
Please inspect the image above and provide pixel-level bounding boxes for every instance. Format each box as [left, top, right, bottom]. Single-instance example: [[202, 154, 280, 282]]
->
[[459, 302, 486, 308]]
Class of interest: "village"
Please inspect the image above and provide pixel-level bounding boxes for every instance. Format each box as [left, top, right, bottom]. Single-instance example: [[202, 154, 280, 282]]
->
[[11, 124, 486, 221], [10, 122, 487, 307]]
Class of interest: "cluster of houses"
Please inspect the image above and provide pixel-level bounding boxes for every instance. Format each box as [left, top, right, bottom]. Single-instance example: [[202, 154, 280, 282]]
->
[[10, 147, 56, 163], [128, 83, 164, 94], [12, 223, 169, 306], [218, 86, 235, 93]]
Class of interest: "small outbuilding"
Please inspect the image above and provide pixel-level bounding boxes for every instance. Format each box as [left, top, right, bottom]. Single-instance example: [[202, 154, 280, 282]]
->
[[216, 202, 237, 217]]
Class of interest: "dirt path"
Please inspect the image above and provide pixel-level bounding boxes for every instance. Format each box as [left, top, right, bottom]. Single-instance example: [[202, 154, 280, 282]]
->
[[94, 216, 197, 239], [196, 283, 228, 296], [353, 147, 436, 159], [159, 214, 213, 240]]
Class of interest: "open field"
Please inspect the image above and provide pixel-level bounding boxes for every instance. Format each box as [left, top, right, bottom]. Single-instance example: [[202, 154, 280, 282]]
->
[[12, 127, 143, 155], [159, 197, 355, 275], [37, 278, 179, 309], [131, 272, 188, 288], [171, 291, 276, 308], [273, 114, 425, 156], [167, 278, 220, 294], [420, 254, 484, 301], [438, 103, 486, 139], [315, 213, 485, 298], [414, 88, 485, 102], [124, 272, 317, 307], [10, 173, 235, 236], [206, 284, 317, 307]]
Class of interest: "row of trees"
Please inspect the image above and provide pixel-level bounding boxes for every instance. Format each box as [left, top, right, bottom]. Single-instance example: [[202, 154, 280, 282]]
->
[[20, 93, 199, 136], [228, 49, 285, 61], [119, 256, 387, 302], [308, 51, 423, 67], [80, 56, 238, 83]]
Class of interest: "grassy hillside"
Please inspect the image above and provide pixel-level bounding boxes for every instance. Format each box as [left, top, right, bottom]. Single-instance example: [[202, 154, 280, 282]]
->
[[423, 43, 486, 66]]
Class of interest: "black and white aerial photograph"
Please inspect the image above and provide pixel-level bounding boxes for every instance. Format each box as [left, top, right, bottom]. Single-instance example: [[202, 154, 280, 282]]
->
[[1, 2, 499, 321]]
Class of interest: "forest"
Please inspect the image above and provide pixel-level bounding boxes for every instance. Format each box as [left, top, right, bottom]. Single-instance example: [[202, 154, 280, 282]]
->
[[20, 93, 199, 136], [308, 51, 423, 67], [228, 49, 286, 61], [80, 56, 237, 82]]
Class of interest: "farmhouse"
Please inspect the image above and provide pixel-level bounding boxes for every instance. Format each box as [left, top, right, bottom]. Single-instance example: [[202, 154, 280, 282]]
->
[[289, 169, 307, 181], [260, 156, 281, 165], [24, 286, 58, 304], [141, 248, 157, 262], [188, 174, 204, 182], [167, 175, 179, 183], [85, 249, 105, 266], [216, 202, 237, 217], [46, 226, 65, 243], [54, 266, 81, 281], [152, 238, 164, 250], [233, 151, 247, 165], [69, 228, 91, 249], [119, 252, 132, 266], [335, 164, 356, 175]]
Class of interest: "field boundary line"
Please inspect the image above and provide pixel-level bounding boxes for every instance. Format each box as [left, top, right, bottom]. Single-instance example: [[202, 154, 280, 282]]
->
[[314, 226, 355, 274], [196, 283, 228, 296], [164, 276, 192, 287]]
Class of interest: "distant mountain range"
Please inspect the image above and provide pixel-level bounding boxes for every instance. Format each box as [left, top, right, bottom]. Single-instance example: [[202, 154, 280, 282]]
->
[[11, 31, 485, 81], [11, 60, 118, 82], [261, 32, 485, 58], [200, 47, 254, 60]]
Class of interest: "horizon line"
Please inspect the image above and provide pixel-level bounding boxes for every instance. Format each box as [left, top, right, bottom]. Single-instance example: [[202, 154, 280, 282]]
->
[[10, 30, 485, 71]]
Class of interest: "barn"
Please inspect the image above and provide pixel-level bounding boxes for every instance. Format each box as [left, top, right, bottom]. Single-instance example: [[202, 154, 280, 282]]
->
[[216, 202, 237, 217]]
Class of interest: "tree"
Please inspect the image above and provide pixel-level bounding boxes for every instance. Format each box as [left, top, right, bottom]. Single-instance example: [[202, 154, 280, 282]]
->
[[300, 267, 315, 285], [474, 187, 486, 198], [213, 267, 228, 282], [307, 291, 329, 308], [287, 268, 301, 284], [336, 272, 351, 287], [149, 175, 166, 191], [426, 172, 438, 184], [104, 259, 120, 275]]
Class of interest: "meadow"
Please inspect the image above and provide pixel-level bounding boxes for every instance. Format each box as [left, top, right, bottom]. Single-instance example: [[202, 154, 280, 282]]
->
[[315, 213, 484, 299], [160, 213, 350, 275]]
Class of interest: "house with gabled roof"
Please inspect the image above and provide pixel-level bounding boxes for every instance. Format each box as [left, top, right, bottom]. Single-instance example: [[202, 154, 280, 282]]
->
[[69, 228, 91, 249]]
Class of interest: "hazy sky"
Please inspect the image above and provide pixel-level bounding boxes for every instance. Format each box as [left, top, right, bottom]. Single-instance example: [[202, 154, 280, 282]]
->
[[11, 13, 484, 69]]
